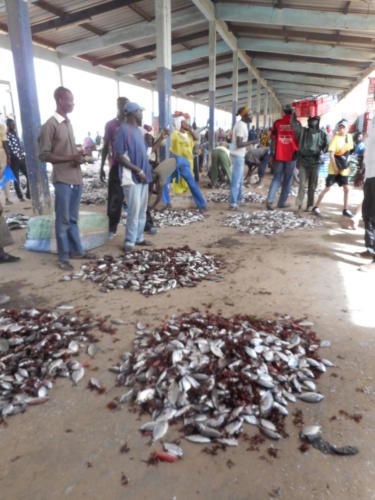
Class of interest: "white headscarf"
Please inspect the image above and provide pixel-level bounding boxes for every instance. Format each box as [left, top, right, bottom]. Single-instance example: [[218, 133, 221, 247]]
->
[[173, 116, 184, 130]]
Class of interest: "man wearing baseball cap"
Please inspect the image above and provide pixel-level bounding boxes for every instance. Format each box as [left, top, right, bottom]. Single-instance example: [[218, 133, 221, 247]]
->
[[114, 102, 153, 251]]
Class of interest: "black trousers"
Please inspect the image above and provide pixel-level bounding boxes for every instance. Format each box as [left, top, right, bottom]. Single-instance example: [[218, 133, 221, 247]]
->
[[362, 177, 375, 255], [10, 156, 30, 200], [107, 166, 123, 233], [193, 156, 200, 182]]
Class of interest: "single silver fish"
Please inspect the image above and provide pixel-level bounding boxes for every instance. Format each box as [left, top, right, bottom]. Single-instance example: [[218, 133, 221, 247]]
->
[[72, 366, 85, 385], [163, 442, 184, 457], [299, 392, 324, 403], [185, 434, 211, 444], [152, 420, 168, 441], [137, 388, 155, 404]]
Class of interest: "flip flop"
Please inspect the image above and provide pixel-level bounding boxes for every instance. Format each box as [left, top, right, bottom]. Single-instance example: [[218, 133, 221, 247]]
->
[[0, 253, 20, 264], [70, 253, 96, 260]]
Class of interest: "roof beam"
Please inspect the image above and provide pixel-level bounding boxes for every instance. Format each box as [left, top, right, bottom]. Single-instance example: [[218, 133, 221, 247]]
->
[[232, 24, 375, 47], [216, 3, 375, 32], [252, 57, 361, 78], [32, 0, 141, 34], [56, 7, 203, 57], [116, 41, 230, 75], [196, 81, 325, 99], [260, 71, 351, 88], [184, 72, 255, 94], [92, 30, 208, 66], [168, 61, 243, 86], [238, 38, 374, 63], [191, 0, 280, 105]]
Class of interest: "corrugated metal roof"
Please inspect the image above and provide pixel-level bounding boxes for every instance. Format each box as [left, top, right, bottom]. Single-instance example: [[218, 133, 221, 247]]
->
[[0, 0, 374, 104]]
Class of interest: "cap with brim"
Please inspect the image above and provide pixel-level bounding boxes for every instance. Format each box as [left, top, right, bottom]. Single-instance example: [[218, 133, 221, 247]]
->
[[338, 119, 348, 127], [124, 102, 144, 113]]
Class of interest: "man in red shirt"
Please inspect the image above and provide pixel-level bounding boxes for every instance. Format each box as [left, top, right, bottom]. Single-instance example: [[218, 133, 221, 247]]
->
[[266, 104, 299, 210]]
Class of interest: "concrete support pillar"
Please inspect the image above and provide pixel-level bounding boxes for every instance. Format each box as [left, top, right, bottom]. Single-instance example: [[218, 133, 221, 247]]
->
[[256, 79, 261, 130], [208, 20, 216, 151], [6, 0, 50, 214], [269, 96, 273, 128], [57, 59, 64, 87], [156, 0, 172, 160], [263, 91, 268, 130], [232, 49, 238, 128], [247, 68, 252, 112]]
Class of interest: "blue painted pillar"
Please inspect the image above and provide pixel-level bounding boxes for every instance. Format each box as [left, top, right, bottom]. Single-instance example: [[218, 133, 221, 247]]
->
[[156, 0, 172, 160], [256, 79, 261, 130], [6, 0, 50, 214], [208, 20, 216, 151], [232, 50, 238, 128]]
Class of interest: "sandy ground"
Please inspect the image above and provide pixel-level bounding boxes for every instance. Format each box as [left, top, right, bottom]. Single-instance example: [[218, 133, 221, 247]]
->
[[0, 174, 374, 500]]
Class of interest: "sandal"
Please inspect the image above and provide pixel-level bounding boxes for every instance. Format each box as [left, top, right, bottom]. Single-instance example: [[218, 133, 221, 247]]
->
[[0, 253, 20, 264], [70, 252, 96, 260], [136, 240, 153, 247], [58, 261, 74, 271]]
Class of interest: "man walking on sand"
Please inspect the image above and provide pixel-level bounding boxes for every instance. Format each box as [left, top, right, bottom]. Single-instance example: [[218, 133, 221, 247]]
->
[[39, 86, 94, 270], [312, 119, 354, 219]]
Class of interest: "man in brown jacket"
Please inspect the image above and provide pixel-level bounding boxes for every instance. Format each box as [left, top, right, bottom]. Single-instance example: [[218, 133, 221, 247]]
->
[[39, 87, 92, 270]]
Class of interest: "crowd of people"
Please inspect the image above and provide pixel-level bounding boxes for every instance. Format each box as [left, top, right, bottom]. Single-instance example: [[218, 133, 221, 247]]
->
[[0, 85, 374, 304]]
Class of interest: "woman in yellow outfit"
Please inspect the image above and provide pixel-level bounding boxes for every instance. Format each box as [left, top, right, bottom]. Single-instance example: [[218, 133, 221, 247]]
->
[[163, 112, 207, 211], [170, 113, 195, 194]]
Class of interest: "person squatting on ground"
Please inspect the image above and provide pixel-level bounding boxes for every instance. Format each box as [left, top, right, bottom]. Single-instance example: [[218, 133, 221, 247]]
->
[[163, 114, 207, 211], [143, 127, 169, 234], [313, 119, 354, 218], [291, 112, 328, 212], [230, 107, 258, 210], [6, 118, 30, 201], [209, 144, 232, 187], [244, 146, 270, 187], [266, 104, 299, 211], [39, 86, 94, 271], [114, 102, 152, 251], [100, 96, 129, 238], [0, 200, 19, 305], [0, 199, 20, 266]]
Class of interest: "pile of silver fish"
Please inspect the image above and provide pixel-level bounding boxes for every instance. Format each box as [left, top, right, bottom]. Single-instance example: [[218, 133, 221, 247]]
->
[[81, 178, 107, 205], [0, 306, 102, 419], [64, 246, 222, 295], [150, 209, 205, 228], [108, 312, 333, 450], [224, 210, 320, 235], [207, 190, 266, 205], [5, 213, 30, 230]]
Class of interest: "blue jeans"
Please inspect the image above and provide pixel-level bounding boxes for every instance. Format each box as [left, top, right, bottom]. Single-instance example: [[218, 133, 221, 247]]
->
[[123, 183, 148, 247], [54, 182, 83, 263], [230, 155, 245, 206], [267, 160, 296, 207], [162, 155, 206, 209], [258, 150, 271, 179]]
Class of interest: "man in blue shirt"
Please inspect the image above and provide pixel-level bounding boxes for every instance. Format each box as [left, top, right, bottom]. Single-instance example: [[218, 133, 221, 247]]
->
[[114, 102, 152, 251]]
